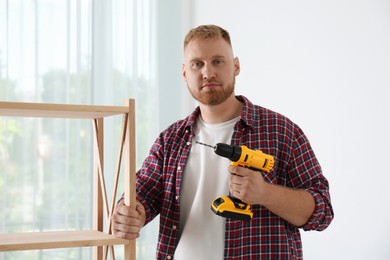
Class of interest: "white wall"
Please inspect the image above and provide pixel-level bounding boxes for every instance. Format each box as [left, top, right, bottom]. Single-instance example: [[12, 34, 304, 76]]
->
[[188, 0, 390, 259]]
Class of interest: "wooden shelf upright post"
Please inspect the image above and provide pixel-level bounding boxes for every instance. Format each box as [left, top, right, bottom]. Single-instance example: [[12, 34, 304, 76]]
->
[[124, 99, 136, 260]]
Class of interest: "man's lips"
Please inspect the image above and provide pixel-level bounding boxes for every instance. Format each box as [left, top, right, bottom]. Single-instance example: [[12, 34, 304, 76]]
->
[[202, 82, 220, 88]]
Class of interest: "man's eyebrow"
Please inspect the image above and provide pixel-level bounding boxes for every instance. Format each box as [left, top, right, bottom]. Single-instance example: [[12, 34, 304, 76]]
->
[[189, 55, 226, 63], [212, 55, 226, 59], [189, 58, 201, 63]]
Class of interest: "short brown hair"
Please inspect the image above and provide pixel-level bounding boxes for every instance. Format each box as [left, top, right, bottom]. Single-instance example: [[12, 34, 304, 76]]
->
[[184, 24, 232, 49]]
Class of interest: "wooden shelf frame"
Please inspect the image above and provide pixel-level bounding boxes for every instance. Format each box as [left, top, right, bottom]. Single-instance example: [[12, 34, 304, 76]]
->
[[0, 231, 129, 252], [0, 100, 136, 260]]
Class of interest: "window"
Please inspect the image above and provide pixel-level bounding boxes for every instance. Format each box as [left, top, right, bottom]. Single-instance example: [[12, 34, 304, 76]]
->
[[0, 0, 159, 259]]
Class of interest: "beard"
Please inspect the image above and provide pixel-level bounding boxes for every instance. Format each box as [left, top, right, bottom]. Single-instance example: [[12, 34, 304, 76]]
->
[[188, 77, 235, 106]]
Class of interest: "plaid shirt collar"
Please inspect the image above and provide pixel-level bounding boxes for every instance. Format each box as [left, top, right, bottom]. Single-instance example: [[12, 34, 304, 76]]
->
[[184, 95, 255, 133]]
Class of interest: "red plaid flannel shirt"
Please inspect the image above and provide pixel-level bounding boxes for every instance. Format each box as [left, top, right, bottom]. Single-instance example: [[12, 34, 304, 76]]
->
[[136, 95, 333, 259]]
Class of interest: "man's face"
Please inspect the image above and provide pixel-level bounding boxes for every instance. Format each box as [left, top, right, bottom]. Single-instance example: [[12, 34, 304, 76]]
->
[[182, 38, 240, 106]]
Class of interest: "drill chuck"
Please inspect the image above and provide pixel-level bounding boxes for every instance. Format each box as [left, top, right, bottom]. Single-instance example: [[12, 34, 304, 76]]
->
[[214, 143, 242, 161]]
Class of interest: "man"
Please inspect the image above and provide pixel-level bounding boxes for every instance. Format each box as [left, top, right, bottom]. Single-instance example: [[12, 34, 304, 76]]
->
[[112, 24, 334, 259]]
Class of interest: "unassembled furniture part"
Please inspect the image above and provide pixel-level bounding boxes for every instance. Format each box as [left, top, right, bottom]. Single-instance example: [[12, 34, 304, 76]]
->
[[0, 100, 136, 260]]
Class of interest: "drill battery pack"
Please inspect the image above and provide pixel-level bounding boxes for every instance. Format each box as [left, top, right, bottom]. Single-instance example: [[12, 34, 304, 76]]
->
[[211, 195, 253, 221]]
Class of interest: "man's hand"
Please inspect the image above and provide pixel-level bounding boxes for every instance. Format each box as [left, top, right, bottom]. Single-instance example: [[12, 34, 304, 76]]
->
[[228, 165, 315, 227], [229, 165, 268, 205], [112, 199, 146, 240]]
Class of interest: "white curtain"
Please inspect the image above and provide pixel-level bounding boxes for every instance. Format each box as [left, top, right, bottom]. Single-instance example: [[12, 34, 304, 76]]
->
[[0, 0, 160, 259]]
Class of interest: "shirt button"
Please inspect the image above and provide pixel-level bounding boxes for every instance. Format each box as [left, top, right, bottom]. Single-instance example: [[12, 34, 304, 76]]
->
[[186, 141, 191, 146], [177, 166, 182, 171], [173, 225, 177, 230], [167, 256, 172, 260], [175, 195, 179, 200]]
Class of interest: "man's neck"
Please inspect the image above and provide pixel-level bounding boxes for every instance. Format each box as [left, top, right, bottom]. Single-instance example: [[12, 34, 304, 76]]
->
[[199, 95, 243, 124]]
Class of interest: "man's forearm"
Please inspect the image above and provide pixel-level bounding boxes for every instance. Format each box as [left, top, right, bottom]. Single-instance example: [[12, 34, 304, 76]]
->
[[261, 183, 315, 227]]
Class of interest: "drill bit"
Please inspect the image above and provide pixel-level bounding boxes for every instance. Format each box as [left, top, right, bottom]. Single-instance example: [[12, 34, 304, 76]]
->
[[195, 141, 216, 149]]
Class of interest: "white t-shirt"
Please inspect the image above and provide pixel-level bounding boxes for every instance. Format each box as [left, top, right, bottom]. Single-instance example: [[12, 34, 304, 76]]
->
[[174, 116, 240, 259]]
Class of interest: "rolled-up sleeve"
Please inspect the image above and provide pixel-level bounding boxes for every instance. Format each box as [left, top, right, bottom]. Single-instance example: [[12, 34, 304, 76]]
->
[[303, 185, 334, 231], [287, 125, 334, 231]]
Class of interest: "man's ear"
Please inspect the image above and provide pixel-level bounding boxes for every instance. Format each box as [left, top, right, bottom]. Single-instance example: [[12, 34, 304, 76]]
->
[[234, 57, 240, 76], [182, 63, 187, 81]]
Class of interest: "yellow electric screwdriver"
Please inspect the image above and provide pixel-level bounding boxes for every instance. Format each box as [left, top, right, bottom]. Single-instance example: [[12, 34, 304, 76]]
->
[[197, 142, 275, 221]]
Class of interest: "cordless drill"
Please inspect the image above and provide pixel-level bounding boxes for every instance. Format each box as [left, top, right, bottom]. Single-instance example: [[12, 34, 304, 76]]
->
[[197, 142, 275, 221]]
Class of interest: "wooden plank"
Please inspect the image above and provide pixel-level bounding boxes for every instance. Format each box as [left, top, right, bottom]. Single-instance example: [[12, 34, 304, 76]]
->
[[0, 101, 128, 119], [93, 118, 104, 260], [0, 231, 129, 252], [124, 99, 136, 260]]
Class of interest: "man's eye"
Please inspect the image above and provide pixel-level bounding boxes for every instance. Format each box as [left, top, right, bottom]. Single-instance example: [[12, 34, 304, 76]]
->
[[213, 59, 224, 65], [191, 61, 203, 69]]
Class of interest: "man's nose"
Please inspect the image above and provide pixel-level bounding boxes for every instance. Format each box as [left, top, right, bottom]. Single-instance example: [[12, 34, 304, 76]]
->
[[202, 64, 216, 80]]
